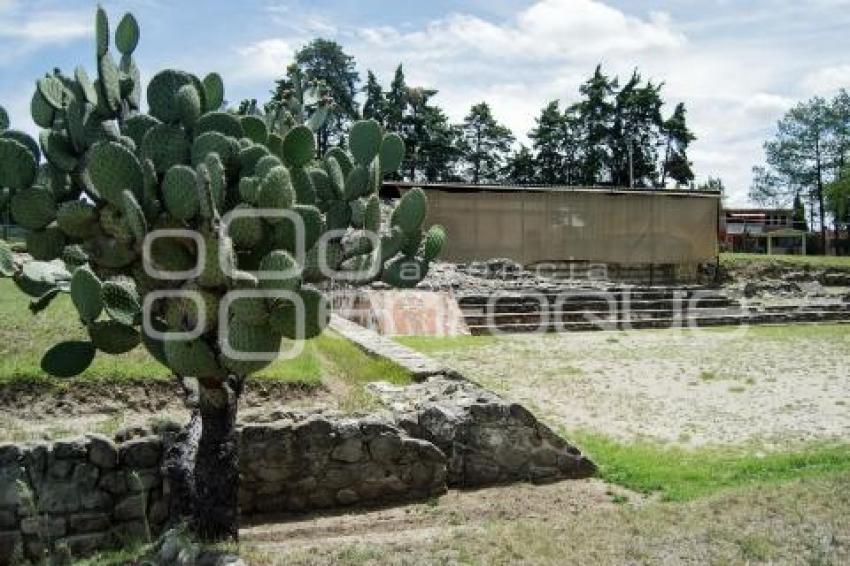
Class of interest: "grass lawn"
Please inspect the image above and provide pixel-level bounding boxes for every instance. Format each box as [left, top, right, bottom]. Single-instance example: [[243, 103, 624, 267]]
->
[[0, 279, 410, 389], [574, 432, 850, 502], [720, 251, 850, 269]]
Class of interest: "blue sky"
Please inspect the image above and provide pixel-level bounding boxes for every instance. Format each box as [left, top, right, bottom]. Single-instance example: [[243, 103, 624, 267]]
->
[[2, 0, 850, 204]]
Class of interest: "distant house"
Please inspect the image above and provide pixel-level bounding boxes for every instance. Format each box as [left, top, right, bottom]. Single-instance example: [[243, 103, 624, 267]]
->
[[720, 208, 807, 254]]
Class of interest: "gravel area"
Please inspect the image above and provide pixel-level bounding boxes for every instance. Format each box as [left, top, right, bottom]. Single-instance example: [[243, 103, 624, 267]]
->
[[417, 324, 850, 447]]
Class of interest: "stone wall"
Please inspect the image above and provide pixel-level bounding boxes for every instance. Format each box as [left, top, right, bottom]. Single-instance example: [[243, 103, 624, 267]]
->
[[370, 376, 596, 486], [0, 434, 167, 564], [238, 414, 446, 515], [0, 417, 449, 564]]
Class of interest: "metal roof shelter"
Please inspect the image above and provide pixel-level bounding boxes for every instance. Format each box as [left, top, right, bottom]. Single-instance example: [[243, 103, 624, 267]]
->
[[382, 183, 721, 280]]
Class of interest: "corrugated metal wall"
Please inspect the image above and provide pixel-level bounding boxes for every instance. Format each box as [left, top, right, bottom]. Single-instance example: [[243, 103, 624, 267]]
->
[[418, 188, 719, 266]]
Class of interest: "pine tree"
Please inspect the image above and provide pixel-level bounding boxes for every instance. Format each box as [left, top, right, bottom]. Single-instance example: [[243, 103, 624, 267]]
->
[[530, 101, 566, 184], [292, 38, 360, 154], [609, 71, 664, 187], [576, 65, 617, 185], [661, 102, 696, 186], [504, 145, 537, 184], [386, 65, 408, 133], [362, 70, 387, 124], [459, 102, 514, 184]]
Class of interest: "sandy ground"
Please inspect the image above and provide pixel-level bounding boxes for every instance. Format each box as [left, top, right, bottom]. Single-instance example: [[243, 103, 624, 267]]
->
[[421, 325, 850, 447]]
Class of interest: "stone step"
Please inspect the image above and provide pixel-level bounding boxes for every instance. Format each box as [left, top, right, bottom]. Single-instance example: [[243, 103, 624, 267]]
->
[[328, 315, 448, 379], [457, 290, 730, 305], [466, 310, 850, 335], [463, 307, 753, 326], [459, 298, 737, 314]]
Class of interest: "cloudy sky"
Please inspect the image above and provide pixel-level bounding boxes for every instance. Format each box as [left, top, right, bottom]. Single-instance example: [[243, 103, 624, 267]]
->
[[2, 0, 849, 204]]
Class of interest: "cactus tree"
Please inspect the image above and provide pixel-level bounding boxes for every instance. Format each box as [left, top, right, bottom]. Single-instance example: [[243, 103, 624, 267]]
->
[[0, 8, 444, 541]]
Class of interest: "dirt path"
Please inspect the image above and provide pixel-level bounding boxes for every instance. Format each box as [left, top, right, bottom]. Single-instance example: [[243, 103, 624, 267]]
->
[[241, 478, 637, 559], [238, 474, 850, 565], [421, 325, 850, 447]]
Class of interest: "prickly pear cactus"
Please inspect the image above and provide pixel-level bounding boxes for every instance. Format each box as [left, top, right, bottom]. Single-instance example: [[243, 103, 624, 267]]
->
[[0, 8, 445, 380]]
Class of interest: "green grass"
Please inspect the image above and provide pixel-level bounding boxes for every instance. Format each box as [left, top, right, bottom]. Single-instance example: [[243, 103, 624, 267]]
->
[[0, 279, 409, 389], [314, 332, 411, 386], [395, 334, 499, 354], [720, 252, 850, 269], [574, 431, 850, 502]]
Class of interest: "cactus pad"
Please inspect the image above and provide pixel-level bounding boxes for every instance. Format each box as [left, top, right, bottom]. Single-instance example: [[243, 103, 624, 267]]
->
[[257, 166, 294, 219], [344, 165, 369, 200], [98, 53, 122, 113], [121, 190, 147, 241], [0, 138, 37, 190], [325, 147, 353, 178], [0, 241, 13, 276], [89, 320, 141, 354], [162, 165, 200, 221], [382, 256, 427, 288], [270, 204, 323, 254], [122, 114, 160, 149], [41, 341, 97, 378], [141, 123, 190, 173], [198, 234, 235, 288], [349, 120, 382, 166], [228, 204, 265, 248], [56, 200, 97, 239], [220, 319, 281, 375], [85, 141, 144, 206], [30, 90, 55, 128], [290, 165, 317, 205], [163, 337, 223, 378], [422, 224, 446, 262], [102, 278, 141, 325], [191, 131, 235, 167], [71, 265, 103, 323], [241, 115, 268, 145], [254, 155, 283, 179], [147, 69, 194, 123], [283, 125, 315, 167], [196, 111, 243, 139], [26, 224, 67, 261], [258, 250, 301, 291], [115, 13, 140, 55], [11, 186, 56, 230], [2, 129, 41, 164], [390, 187, 427, 234], [380, 132, 405, 173], [177, 84, 202, 129], [238, 176, 260, 204], [268, 288, 329, 340], [203, 73, 225, 111]]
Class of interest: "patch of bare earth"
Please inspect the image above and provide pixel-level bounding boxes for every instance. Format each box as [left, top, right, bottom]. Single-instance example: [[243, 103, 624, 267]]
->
[[0, 380, 333, 442], [424, 327, 850, 447], [239, 475, 850, 565]]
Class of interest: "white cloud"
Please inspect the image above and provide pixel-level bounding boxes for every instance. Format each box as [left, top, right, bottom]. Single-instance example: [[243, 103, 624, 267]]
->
[[233, 38, 295, 81], [0, 5, 89, 46], [801, 65, 850, 95]]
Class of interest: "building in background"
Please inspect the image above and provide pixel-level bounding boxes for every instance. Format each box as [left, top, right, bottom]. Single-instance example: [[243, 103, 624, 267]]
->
[[720, 208, 808, 255]]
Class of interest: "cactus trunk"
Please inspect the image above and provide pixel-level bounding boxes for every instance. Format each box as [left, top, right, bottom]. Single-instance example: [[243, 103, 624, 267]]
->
[[195, 379, 242, 541], [164, 378, 242, 542]]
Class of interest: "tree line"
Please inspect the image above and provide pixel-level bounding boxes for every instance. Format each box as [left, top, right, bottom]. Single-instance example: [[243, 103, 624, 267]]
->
[[240, 39, 698, 189], [751, 90, 850, 249]]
